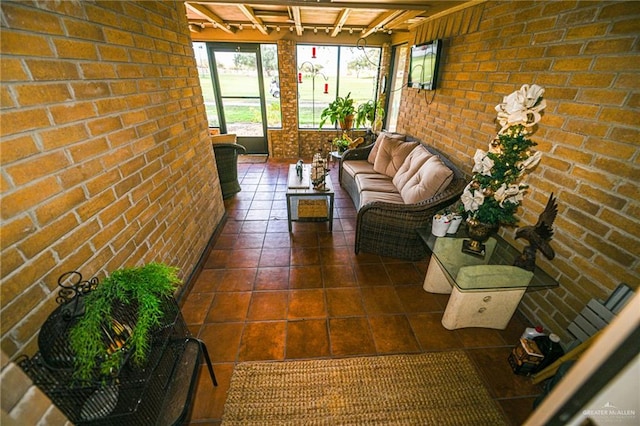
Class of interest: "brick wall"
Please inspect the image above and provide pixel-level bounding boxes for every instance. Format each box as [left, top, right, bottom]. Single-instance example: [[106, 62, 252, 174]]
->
[[399, 0, 639, 340], [0, 0, 223, 373]]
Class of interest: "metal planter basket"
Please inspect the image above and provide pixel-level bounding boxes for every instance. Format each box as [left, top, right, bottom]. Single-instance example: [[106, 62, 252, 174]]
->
[[19, 271, 216, 425]]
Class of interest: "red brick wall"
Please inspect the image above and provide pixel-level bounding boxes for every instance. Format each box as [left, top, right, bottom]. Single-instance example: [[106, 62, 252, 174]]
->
[[0, 0, 223, 364], [399, 1, 639, 340]]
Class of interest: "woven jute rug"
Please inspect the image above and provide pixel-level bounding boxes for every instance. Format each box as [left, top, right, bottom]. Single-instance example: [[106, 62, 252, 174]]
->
[[221, 351, 507, 425]]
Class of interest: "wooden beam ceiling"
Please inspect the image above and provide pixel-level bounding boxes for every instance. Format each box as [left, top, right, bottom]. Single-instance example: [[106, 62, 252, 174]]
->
[[185, 2, 235, 34], [331, 9, 351, 37], [237, 4, 269, 35]]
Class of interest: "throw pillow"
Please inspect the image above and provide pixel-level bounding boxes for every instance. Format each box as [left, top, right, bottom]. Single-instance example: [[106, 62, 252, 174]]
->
[[372, 137, 419, 178], [367, 132, 406, 164], [392, 147, 433, 192], [400, 155, 454, 204]]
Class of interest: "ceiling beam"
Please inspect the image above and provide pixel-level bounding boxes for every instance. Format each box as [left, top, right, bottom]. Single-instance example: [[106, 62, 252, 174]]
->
[[237, 4, 270, 35], [291, 6, 303, 36], [361, 9, 403, 38], [385, 10, 425, 29], [193, 0, 443, 11], [330, 8, 351, 37], [185, 2, 235, 34]]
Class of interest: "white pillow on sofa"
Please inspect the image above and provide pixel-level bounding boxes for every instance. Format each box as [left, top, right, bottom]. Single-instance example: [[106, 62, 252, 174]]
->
[[372, 136, 418, 178], [400, 155, 454, 204], [392, 147, 433, 192], [367, 132, 406, 164]]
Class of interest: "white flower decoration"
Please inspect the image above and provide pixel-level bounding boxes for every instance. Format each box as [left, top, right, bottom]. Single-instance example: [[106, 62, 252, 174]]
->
[[495, 84, 546, 134], [494, 184, 523, 207], [461, 183, 485, 213], [472, 149, 494, 176], [518, 150, 542, 172]]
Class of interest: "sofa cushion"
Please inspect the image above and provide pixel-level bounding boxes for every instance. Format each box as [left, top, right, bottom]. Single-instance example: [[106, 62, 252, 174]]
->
[[355, 173, 398, 193], [367, 132, 406, 164], [359, 189, 404, 208], [373, 137, 419, 178], [342, 160, 376, 179], [392, 147, 434, 192], [400, 155, 454, 204], [211, 133, 237, 144]]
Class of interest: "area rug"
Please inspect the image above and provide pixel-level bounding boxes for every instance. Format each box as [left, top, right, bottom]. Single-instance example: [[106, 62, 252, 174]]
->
[[238, 155, 268, 163], [221, 352, 507, 425]]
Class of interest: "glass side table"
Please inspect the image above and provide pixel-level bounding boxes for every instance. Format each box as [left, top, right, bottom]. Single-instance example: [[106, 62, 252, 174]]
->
[[417, 225, 558, 330]]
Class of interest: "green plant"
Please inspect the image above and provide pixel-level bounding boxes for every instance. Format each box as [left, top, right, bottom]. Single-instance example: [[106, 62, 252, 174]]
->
[[332, 134, 351, 152], [69, 263, 181, 381], [319, 92, 355, 129], [355, 99, 384, 129]]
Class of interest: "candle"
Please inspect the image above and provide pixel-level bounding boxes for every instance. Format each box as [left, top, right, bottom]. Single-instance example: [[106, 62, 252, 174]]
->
[[324, 83, 328, 94], [312, 47, 316, 58], [298, 72, 302, 83]]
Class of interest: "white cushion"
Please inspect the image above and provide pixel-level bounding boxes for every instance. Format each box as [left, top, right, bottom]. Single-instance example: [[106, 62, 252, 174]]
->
[[372, 136, 419, 178], [400, 156, 454, 204], [392, 147, 433, 192], [359, 190, 404, 209], [367, 132, 406, 164], [355, 174, 398, 193], [342, 160, 376, 179]]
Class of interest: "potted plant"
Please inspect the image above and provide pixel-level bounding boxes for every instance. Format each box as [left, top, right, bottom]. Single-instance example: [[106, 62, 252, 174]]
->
[[319, 92, 355, 130], [331, 132, 364, 153], [355, 99, 384, 131], [69, 262, 181, 381]]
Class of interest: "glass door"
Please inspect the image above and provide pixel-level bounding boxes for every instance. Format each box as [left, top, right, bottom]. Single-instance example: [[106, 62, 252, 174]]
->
[[207, 44, 268, 154]]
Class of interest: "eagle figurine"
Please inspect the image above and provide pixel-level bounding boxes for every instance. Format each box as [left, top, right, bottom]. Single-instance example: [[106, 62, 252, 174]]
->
[[513, 193, 558, 271]]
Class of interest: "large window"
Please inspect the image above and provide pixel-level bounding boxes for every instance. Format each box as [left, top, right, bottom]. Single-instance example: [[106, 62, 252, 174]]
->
[[297, 44, 381, 129], [386, 44, 408, 132], [194, 42, 219, 128]]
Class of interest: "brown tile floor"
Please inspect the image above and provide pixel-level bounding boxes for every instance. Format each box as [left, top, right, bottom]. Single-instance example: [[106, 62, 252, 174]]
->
[[182, 159, 542, 426]]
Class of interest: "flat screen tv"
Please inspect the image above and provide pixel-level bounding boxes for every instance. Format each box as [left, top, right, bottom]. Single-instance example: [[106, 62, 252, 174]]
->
[[408, 39, 442, 91]]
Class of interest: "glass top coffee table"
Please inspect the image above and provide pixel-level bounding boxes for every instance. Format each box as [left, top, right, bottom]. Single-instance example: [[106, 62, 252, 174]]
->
[[417, 225, 558, 330], [286, 164, 334, 232]]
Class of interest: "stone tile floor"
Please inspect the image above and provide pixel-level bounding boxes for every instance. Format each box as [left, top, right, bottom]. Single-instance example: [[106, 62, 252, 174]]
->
[[181, 159, 542, 425]]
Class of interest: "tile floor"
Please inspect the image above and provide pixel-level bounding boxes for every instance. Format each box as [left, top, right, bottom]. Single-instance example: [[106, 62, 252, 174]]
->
[[181, 159, 542, 425]]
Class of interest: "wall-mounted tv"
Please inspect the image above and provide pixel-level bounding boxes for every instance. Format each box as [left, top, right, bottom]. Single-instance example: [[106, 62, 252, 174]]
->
[[408, 39, 442, 91]]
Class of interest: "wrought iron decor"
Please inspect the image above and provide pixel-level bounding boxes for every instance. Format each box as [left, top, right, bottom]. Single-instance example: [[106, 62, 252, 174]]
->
[[19, 271, 217, 425]]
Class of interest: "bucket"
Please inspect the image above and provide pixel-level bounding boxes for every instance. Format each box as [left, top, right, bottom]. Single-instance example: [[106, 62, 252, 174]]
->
[[432, 215, 451, 237]]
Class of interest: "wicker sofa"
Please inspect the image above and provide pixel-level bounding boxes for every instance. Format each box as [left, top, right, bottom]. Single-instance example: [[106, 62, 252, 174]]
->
[[339, 133, 465, 260]]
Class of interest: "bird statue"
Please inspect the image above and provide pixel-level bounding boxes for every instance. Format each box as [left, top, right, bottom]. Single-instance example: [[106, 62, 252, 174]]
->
[[513, 193, 558, 271]]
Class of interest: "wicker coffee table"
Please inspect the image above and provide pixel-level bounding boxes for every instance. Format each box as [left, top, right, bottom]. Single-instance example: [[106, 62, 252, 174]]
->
[[286, 164, 334, 232]]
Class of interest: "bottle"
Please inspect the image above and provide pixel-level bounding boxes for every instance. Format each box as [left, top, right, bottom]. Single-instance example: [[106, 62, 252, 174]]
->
[[532, 333, 564, 373], [521, 325, 545, 340]]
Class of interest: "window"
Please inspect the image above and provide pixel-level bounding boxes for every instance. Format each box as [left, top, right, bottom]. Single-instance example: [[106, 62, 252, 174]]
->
[[297, 44, 381, 129], [193, 42, 219, 128], [261, 44, 281, 128], [386, 44, 408, 132]]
